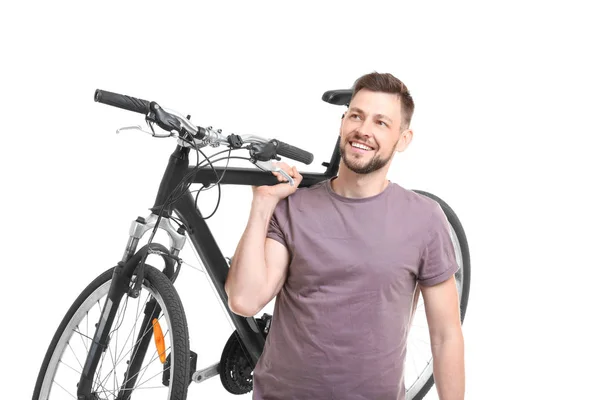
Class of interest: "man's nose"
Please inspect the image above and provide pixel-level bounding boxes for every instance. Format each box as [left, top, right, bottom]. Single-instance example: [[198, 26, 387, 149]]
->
[[356, 119, 374, 138]]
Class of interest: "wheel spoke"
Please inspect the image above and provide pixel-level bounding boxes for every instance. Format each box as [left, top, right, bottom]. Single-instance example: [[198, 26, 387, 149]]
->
[[76, 318, 89, 355], [112, 300, 123, 392], [121, 344, 172, 390], [58, 359, 81, 375], [110, 344, 119, 396], [96, 300, 169, 394], [86, 311, 89, 351], [119, 384, 170, 392], [114, 311, 159, 368], [93, 374, 115, 399], [72, 327, 94, 342], [114, 292, 152, 365], [124, 300, 161, 367], [134, 328, 171, 387], [52, 380, 77, 399], [94, 295, 149, 389], [66, 342, 85, 372], [135, 365, 172, 391], [93, 328, 112, 393]]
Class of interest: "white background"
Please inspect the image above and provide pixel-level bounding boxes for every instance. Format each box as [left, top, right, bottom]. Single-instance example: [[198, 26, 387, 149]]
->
[[1, 1, 599, 399]]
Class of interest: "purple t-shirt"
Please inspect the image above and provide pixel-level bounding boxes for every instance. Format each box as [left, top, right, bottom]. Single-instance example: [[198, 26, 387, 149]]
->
[[252, 177, 458, 400]]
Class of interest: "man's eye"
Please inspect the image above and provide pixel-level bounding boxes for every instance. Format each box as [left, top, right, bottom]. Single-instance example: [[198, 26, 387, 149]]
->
[[378, 121, 387, 127], [350, 114, 360, 120]]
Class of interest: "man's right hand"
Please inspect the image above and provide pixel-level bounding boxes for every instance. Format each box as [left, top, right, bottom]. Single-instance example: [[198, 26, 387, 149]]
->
[[251, 162, 303, 202]]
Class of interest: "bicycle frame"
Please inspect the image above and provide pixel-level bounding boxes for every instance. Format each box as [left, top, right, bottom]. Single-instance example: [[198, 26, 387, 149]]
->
[[172, 137, 340, 364], [76, 137, 342, 398]]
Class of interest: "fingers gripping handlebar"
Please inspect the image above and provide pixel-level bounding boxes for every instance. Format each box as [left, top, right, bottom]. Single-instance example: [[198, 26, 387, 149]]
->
[[94, 89, 314, 165]]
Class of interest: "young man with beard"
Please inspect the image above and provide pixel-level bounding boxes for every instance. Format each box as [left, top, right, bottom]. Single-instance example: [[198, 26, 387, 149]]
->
[[225, 72, 465, 400]]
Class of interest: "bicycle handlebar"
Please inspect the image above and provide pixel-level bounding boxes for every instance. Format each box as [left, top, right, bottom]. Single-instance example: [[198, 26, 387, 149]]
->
[[94, 89, 150, 115], [272, 140, 313, 165], [94, 89, 314, 165]]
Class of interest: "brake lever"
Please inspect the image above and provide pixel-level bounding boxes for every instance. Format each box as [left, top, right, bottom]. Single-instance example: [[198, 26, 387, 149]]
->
[[253, 160, 295, 187], [116, 125, 151, 134], [116, 122, 173, 138]]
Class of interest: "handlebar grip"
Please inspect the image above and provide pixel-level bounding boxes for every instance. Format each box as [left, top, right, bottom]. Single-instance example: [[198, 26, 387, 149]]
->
[[94, 89, 151, 114], [275, 140, 314, 165]]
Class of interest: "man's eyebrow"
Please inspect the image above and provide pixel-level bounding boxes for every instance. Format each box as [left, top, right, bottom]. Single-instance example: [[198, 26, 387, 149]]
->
[[348, 107, 393, 123], [348, 107, 394, 122], [374, 113, 393, 123]]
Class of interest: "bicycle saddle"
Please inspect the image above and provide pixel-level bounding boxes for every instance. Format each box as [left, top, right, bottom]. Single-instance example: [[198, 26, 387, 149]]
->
[[321, 89, 353, 106]]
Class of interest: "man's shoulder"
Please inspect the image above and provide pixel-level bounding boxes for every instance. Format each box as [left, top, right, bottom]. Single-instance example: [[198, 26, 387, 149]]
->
[[286, 179, 329, 203], [272, 180, 329, 217], [389, 182, 439, 209], [386, 182, 444, 232], [391, 183, 450, 239]]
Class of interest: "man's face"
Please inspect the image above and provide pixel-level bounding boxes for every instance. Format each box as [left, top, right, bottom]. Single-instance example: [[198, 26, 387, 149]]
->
[[339, 89, 412, 175]]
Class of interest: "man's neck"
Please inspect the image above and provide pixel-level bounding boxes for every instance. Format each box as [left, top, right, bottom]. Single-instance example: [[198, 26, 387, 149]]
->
[[330, 165, 390, 199]]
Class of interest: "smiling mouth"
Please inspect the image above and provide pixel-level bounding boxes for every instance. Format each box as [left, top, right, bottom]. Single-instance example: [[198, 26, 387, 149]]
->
[[350, 141, 374, 151]]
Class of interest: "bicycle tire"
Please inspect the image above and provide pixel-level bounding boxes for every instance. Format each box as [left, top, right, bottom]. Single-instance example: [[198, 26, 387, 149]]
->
[[32, 265, 190, 400], [406, 190, 471, 400]]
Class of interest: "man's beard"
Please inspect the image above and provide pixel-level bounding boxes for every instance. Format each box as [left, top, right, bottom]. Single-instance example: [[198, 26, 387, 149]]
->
[[339, 137, 397, 175]]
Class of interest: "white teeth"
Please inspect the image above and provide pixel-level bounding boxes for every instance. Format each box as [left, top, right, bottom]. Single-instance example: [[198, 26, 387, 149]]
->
[[351, 142, 372, 151]]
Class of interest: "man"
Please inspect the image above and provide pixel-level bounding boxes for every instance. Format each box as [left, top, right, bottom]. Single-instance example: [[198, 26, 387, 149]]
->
[[225, 72, 465, 400]]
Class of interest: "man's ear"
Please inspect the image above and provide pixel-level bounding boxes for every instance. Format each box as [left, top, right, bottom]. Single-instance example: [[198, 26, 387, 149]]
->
[[396, 128, 414, 152]]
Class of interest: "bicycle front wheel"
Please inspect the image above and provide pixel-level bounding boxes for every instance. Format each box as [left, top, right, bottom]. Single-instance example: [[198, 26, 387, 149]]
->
[[33, 266, 190, 400]]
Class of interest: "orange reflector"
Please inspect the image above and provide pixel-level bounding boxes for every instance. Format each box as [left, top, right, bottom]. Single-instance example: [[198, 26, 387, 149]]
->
[[152, 318, 166, 364]]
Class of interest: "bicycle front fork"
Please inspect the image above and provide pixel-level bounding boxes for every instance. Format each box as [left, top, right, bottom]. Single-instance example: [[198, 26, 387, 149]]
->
[[122, 213, 187, 262], [76, 213, 185, 400]]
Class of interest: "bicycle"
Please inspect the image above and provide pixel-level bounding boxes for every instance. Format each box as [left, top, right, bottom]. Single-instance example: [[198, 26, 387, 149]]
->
[[32, 88, 471, 400]]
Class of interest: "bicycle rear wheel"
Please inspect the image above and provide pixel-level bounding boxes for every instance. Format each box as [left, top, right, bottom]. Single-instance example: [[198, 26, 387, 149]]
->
[[33, 265, 190, 400], [405, 190, 471, 400]]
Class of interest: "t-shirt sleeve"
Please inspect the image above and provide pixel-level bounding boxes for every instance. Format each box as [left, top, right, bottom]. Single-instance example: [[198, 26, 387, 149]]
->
[[417, 203, 460, 286], [266, 198, 289, 249]]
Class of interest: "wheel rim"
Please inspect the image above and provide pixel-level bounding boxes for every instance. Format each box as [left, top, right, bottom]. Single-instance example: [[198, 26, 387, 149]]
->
[[405, 222, 465, 398], [39, 278, 176, 399]]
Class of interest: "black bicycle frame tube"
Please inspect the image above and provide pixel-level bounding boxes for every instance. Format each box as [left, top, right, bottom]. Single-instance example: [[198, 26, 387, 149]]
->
[[192, 137, 341, 187], [151, 145, 191, 216]]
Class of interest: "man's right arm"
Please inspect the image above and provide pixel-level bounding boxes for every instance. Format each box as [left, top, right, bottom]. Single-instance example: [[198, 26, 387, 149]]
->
[[224, 163, 301, 317], [225, 198, 290, 317]]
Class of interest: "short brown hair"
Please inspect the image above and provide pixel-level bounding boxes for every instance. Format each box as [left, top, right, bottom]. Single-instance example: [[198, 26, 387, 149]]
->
[[350, 72, 415, 130]]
